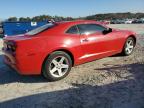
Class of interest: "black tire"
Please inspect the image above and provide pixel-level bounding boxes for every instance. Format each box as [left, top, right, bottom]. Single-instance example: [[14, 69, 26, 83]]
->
[[42, 51, 72, 81], [122, 37, 135, 56]]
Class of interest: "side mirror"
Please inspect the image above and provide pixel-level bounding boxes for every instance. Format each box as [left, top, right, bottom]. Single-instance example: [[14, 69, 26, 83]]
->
[[102, 28, 112, 35]]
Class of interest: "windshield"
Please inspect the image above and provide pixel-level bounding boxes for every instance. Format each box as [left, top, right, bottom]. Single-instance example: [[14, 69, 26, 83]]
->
[[26, 23, 55, 35]]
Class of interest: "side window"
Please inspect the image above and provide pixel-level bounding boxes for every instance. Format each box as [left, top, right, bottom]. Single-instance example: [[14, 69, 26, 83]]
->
[[66, 26, 79, 34], [77, 24, 107, 34]]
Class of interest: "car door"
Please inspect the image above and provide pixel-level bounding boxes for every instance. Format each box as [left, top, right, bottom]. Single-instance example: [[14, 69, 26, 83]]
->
[[77, 24, 120, 61]]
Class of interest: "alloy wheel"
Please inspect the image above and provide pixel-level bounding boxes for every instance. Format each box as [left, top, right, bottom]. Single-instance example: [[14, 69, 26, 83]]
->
[[49, 56, 69, 78], [125, 39, 134, 54]]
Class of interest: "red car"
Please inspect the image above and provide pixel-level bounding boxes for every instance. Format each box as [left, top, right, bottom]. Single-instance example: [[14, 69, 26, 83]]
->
[[2, 20, 136, 81]]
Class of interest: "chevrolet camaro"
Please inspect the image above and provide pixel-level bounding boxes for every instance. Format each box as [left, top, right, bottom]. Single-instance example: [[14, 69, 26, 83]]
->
[[2, 20, 136, 81]]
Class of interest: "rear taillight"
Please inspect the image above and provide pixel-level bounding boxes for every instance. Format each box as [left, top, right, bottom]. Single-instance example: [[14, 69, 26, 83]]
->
[[4, 41, 17, 52]]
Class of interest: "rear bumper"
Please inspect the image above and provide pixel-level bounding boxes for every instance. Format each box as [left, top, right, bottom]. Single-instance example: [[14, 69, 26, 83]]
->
[[2, 49, 20, 73], [2, 49, 43, 75]]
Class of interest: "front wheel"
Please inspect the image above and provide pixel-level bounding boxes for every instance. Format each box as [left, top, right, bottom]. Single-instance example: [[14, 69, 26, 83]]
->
[[42, 51, 72, 81], [122, 37, 135, 56]]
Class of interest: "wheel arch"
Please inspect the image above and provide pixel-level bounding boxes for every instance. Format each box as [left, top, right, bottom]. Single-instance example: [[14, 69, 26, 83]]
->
[[127, 35, 137, 46], [41, 49, 75, 73]]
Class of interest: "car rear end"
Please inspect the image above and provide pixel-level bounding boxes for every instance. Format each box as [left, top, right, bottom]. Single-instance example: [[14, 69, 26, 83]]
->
[[2, 35, 48, 75], [2, 23, 60, 75], [2, 39, 19, 72]]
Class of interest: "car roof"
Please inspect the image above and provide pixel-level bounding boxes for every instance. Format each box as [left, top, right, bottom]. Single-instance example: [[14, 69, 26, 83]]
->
[[54, 20, 107, 32], [44, 20, 106, 34], [46, 20, 108, 34], [56, 20, 103, 26]]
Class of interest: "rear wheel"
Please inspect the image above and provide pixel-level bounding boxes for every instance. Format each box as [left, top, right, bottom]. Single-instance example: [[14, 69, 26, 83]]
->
[[122, 37, 135, 56], [42, 51, 72, 81]]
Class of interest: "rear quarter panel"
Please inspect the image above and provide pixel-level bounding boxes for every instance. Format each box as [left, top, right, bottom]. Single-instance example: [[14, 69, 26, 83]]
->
[[15, 33, 82, 74]]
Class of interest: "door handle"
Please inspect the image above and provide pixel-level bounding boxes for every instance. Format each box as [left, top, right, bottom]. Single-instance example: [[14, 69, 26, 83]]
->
[[82, 38, 89, 42]]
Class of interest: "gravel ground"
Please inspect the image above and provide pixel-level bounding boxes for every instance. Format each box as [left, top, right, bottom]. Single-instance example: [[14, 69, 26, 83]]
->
[[0, 24, 144, 108], [108, 24, 144, 34]]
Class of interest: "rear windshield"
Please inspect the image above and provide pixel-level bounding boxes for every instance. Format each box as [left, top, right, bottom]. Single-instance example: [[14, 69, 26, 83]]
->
[[26, 23, 55, 35]]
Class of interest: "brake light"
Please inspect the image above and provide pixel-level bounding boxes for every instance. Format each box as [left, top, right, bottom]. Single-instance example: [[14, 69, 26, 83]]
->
[[11, 45, 16, 52], [5, 41, 17, 52]]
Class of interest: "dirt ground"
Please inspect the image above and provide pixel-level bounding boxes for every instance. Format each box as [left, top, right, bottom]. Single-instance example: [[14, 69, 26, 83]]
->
[[0, 24, 144, 108]]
